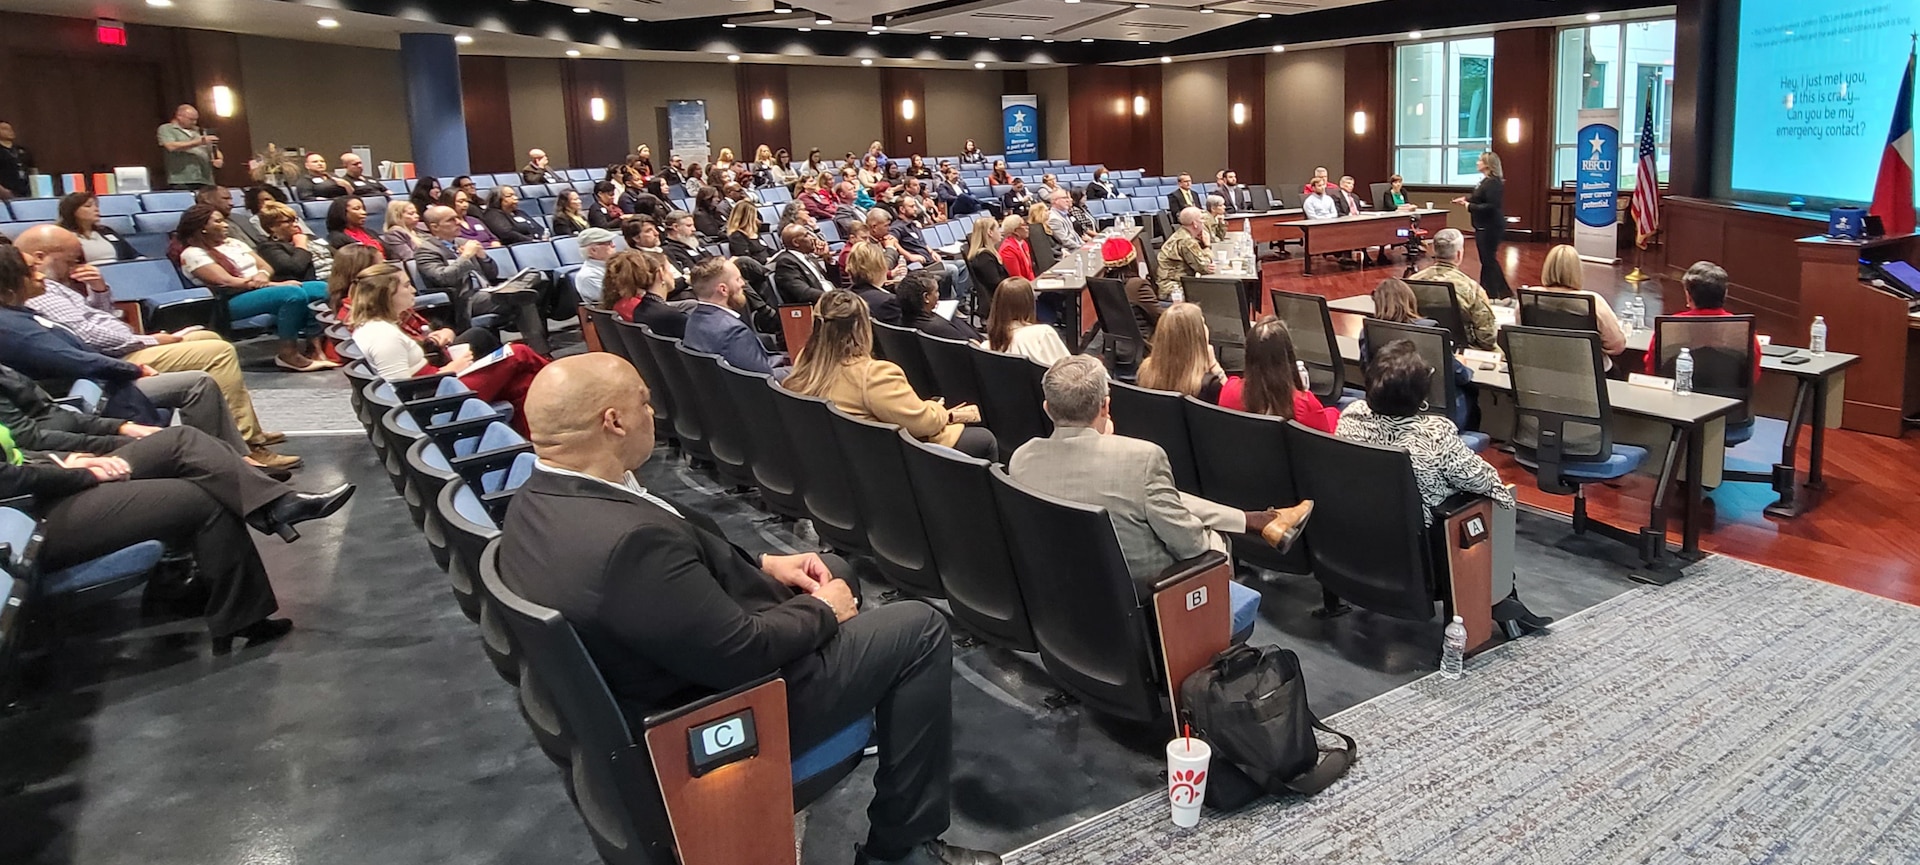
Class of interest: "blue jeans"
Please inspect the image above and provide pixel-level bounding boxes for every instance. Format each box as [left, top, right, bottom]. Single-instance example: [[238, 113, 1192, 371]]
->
[[229, 281, 327, 341]]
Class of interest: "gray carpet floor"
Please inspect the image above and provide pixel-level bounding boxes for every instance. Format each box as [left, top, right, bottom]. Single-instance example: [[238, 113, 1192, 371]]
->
[[1005, 555, 1920, 864]]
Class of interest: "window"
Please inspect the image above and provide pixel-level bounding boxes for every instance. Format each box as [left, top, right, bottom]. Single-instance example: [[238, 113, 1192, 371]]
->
[[1553, 19, 1675, 188], [1394, 37, 1494, 185]]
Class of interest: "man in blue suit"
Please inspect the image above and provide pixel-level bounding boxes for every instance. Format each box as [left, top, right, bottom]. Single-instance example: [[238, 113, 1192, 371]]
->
[[682, 257, 790, 381]]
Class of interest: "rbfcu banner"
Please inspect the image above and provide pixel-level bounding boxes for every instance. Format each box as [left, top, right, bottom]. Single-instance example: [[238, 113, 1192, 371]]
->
[[666, 100, 711, 167], [1573, 109, 1621, 262], [1002, 95, 1040, 163]]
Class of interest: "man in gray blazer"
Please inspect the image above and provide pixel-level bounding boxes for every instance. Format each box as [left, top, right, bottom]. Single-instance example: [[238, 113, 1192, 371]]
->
[[1007, 357, 1313, 632], [416, 204, 549, 351]]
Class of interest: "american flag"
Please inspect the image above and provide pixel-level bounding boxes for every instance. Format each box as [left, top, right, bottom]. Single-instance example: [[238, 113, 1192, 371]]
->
[[1631, 92, 1661, 248]]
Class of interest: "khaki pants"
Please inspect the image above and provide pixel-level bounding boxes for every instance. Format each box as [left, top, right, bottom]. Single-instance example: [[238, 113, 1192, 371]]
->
[[124, 332, 267, 446]]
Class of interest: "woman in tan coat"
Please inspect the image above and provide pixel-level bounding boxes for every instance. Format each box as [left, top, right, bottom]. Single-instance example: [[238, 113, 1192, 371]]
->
[[782, 289, 998, 460]]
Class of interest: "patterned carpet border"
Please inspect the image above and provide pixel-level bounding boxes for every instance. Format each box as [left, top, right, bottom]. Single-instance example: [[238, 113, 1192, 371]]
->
[[1006, 556, 1920, 864]]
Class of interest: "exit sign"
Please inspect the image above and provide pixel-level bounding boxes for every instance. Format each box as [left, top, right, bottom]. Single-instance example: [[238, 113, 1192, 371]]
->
[[96, 18, 127, 47]]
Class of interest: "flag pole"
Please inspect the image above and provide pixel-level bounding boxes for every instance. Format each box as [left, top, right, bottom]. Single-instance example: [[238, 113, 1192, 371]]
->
[[1624, 83, 1657, 284]]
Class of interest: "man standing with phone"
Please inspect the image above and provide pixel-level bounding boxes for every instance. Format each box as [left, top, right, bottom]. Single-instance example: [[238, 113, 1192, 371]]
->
[[158, 104, 223, 190]]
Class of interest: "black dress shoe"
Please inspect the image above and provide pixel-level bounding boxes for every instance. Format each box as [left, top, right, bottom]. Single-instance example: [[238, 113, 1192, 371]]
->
[[855, 840, 1002, 865], [1493, 591, 1554, 637], [247, 483, 356, 542], [211, 617, 293, 654]]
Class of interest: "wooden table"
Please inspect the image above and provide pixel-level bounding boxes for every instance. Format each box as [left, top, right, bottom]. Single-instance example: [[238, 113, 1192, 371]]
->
[[1282, 209, 1451, 274]]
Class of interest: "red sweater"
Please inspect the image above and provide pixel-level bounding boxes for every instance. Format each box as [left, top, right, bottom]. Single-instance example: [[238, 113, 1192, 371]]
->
[[999, 237, 1035, 281], [1217, 377, 1340, 433], [1643, 307, 1761, 381]]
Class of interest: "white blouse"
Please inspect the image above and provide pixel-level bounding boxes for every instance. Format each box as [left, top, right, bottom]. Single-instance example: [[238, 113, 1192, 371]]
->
[[76, 231, 120, 265], [178, 239, 262, 287], [1006, 323, 1070, 366], [352, 319, 430, 381]]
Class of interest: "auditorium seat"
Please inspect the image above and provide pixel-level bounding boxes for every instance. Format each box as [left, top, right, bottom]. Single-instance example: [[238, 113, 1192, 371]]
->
[[674, 343, 758, 490], [0, 507, 165, 638], [897, 432, 1035, 651], [826, 406, 943, 598], [1406, 279, 1473, 350], [7, 198, 56, 221], [611, 320, 675, 443], [1107, 380, 1202, 494], [1499, 325, 1648, 537], [637, 328, 712, 464], [870, 321, 940, 399], [406, 421, 531, 568], [1083, 277, 1146, 375], [1181, 396, 1312, 575], [917, 332, 984, 407], [968, 345, 1051, 453], [97, 258, 217, 333], [765, 380, 871, 556], [714, 359, 809, 521], [437, 452, 537, 625]]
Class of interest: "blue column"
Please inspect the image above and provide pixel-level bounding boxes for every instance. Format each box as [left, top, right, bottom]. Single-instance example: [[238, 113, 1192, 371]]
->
[[399, 33, 469, 177]]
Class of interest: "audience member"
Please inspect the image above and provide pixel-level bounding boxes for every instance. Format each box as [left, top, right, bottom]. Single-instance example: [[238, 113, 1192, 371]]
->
[[933, 165, 987, 217], [1380, 173, 1414, 211], [1010, 355, 1313, 596], [1068, 189, 1096, 237], [440, 188, 499, 247], [477, 187, 543, 245], [603, 250, 684, 335], [1093, 235, 1161, 332], [157, 104, 222, 190], [857, 154, 884, 189], [1155, 207, 1214, 300], [1301, 178, 1338, 220], [959, 139, 986, 165], [1166, 173, 1201, 214], [769, 148, 800, 189], [726, 202, 772, 264], [897, 271, 979, 343], [785, 289, 994, 460], [1360, 277, 1475, 430], [1219, 317, 1339, 432], [414, 204, 536, 339], [905, 154, 933, 181], [844, 242, 903, 326], [1000, 177, 1033, 215], [379, 200, 428, 261], [988, 160, 1013, 186], [801, 175, 837, 221], [1533, 243, 1627, 361], [771, 224, 835, 305], [984, 278, 1070, 365], [682, 257, 785, 374], [571, 227, 618, 306], [257, 202, 323, 281], [172, 204, 333, 371], [588, 180, 625, 229], [1085, 167, 1118, 201], [293, 153, 348, 201], [1336, 340, 1550, 635], [1217, 170, 1251, 211], [632, 144, 654, 177], [225, 186, 283, 249], [660, 210, 716, 289], [325, 196, 386, 255], [0, 120, 30, 199], [56, 192, 137, 264], [1331, 175, 1365, 216], [1644, 260, 1760, 380], [1300, 166, 1330, 196], [332, 242, 498, 360], [550, 189, 591, 237], [1202, 195, 1228, 242], [338, 153, 388, 197], [408, 177, 443, 216], [996, 214, 1036, 283], [966, 217, 1009, 317], [618, 177, 667, 224], [1407, 228, 1498, 350], [1135, 303, 1225, 403], [522, 148, 565, 185], [832, 181, 867, 237], [1045, 190, 1084, 252]]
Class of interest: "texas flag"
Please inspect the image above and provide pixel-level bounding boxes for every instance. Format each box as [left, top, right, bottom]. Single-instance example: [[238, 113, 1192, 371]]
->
[[1869, 42, 1915, 237]]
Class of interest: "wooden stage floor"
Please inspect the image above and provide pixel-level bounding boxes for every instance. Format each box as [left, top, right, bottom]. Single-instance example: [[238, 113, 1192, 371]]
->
[[1255, 240, 1920, 606]]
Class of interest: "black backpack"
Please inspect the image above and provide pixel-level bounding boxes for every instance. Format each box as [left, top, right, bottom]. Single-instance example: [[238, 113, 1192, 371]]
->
[[1179, 643, 1357, 809]]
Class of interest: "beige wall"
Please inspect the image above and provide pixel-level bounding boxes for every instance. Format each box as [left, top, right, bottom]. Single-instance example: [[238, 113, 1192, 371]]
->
[[507, 58, 569, 169], [788, 66, 883, 159], [1031, 67, 1072, 161], [238, 36, 412, 163], [1161, 59, 1230, 180], [624, 62, 742, 165], [923, 70, 1001, 157], [1265, 48, 1345, 198]]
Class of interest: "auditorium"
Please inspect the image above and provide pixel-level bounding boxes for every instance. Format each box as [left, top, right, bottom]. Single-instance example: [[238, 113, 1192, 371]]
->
[[2, 0, 1918, 862]]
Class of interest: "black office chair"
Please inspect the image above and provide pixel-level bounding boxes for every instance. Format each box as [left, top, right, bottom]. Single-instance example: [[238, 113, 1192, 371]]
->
[[1360, 318, 1488, 451], [1107, 380, 1202, 494], [1499, 325, 1648, 538], [991, 467, 1236, 723], [1248, 185, 1274, 212], [1268, 288, 1350, 405], [1650, 314, 1784, 487], [714, 359, 810, 521], [675, 343, 759, 490], [1406, 279, 1472, 349], [968, 344, 1052, 453], [613, 319, 677, 444], [1181, 396, 1312, 575], [639, 328, 713, 465], [586, 307, 632, 366], [764, 379, 872, 556], [1084, 276, 1147, 374], [482, 540, 869, 865], [1185, 276, 1250, 373], [871, 321, 941, 400], [1517, 287, 1600, 333], [897, 431, 1035, 652]]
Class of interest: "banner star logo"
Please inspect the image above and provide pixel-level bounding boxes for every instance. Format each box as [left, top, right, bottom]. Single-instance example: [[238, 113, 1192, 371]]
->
[[1013, 110, 1028, 125], [1588, 133, 1607, 158]]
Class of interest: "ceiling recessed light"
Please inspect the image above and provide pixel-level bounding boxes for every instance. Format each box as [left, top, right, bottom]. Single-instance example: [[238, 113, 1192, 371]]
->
[[623, 16, 638, 22], [1080, 37, 1093, 43], [1585, 12, 1601, 21], [1043, 38, 1054, 43], [1408, 30, 1421, 39], [955, 31, 967, 36], [773, 5, 791, 12], [860, 58, 874, 65], [873, 24, 887, 30], [988, 36, 1001, 41], [454, 34, 474, 44], [316, 17, 339, 28], [816, 14, 832, 25], [974, 62, 987, 69], [145, 0, 173, 7], [727, 54, 740, 61], [1134, 2, 1149, 7], [571, 6, 589, 13], [1271, 44, 1284, 52], [1256, 12, 1271, 18], [1021, 34, 1034, 40], [1066, 0, 1079, 3], [722, 22, 737, 28], [1199, 6, 1213, 12], [1136, 40, 1149, 45], [929, 34, 941, 39], [799, 26, 811, 32], [1160, 56, 1171, 63], [565, 49, 581, 56]]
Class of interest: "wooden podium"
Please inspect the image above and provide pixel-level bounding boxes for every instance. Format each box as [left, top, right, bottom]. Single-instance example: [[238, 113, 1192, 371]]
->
[[1797, 233, 1920, 437]]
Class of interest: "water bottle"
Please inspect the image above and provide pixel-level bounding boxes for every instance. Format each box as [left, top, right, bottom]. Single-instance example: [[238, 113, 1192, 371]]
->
[[1674, 347, 1694, 395], [1810, 315, 1827, 357], [1440, 616, 1467, 679], [1296, 360, 1311, 390], [1624, 294, 1643, 332]]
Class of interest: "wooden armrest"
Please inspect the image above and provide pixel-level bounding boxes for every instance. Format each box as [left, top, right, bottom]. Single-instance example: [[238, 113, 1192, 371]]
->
[[112, 300, 147, 334], [641, 675, 797, 865], [779, 304, 815, 356], [1150, 550, 1233, 734], [578, 304, 606, 353], [1432, 496, 1496, 655]]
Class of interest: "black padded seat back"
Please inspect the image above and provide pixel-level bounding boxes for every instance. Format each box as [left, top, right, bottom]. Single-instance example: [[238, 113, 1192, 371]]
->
[[1180, 396, 1309, 575], [897, 431, 1034, 651], [1405, 279, 1471, 349], [1499, 324, 1613, 462], [990, 467, 1163, 722], [613, 320, 675, 437], [1107, 380, 1201, 494], [919, 332, 985, 406], [588, 307, 632, 365], [1184, 276, 1250, 373], [1268, 289, 1344, 402], [639, 328, 711, 462], [1284, 422, 1437, 621], [715, 360, 808, 519], [764, 379, 871, 555], [1084, 276, 1147, 366], [826, 406, 942, 598], [1517, 287, 1599, 333], [675, 343, 758, 488], [968, 344, 1052, 453], [872, 321, 941, 400], [1361, 318, 1456, 419], [1653, 314, 1756, 427]]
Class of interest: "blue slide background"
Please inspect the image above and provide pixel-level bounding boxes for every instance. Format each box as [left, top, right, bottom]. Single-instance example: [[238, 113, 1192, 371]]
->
[[1728, 0, 1914, 203]]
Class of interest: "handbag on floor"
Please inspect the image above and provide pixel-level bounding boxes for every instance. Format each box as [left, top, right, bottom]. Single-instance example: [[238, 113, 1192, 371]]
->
[[1179, 643, 1357, 809]]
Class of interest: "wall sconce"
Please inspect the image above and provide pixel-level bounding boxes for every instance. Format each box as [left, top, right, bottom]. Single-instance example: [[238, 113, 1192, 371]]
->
[[210, 85, 236, 118], [1231, 102, 1247, 125], [1133, 95, 1148, 116], [901, 98, 916, 121], [1351, 110, 1368, 135], [760, 97, 777, 121], [1504, 116, 1521, 144], [589, 97, 607, 122]]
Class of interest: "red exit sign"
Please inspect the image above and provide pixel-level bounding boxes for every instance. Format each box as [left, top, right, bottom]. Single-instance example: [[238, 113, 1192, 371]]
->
[[96, 18, 127, 47]]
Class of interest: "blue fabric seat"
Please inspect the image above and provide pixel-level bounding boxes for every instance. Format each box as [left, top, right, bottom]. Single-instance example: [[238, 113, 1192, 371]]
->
[[1515, 442, 1647, 480], [0, 508, 164, 604], [1459, 431, 1491, 453], [1226, 579, 1260, 642], [792, 715, 875, 783]]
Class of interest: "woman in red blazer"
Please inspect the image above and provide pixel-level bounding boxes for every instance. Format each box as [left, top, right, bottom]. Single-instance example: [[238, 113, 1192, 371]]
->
[[996, 214, 1035, 281]]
